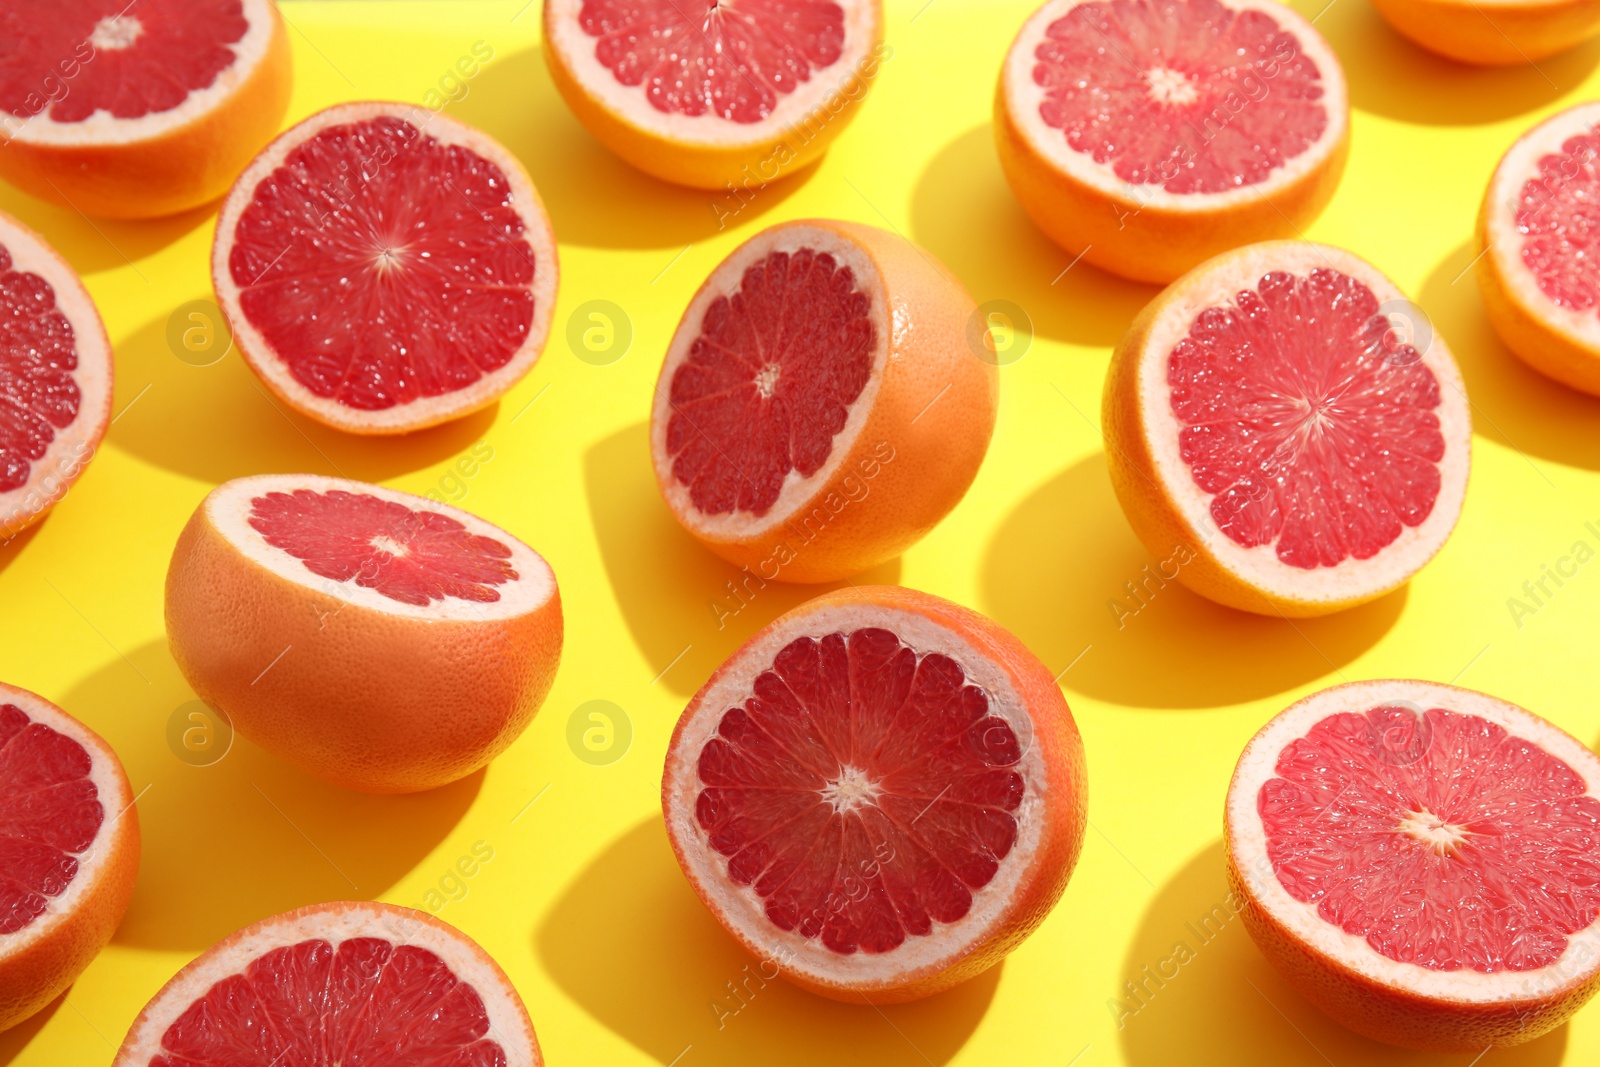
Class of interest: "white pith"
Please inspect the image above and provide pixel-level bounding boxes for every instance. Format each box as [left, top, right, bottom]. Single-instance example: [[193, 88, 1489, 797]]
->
[[0, 683, 132, 963], [204, 473, 556, 622], [88, 15, 142, 52], [650, 222, 889, 540], [1485, 100, 1600, 355], [1001, 0, 1348, 211], [1228, 679, 1600, 1005], [111, 903, 540, 1067], [5, 0, 277, 147], [545, 0, 881, 149], [0, 213, 112, 536], [663, 602, 1049, 990], [1134, 241, 1471, 607], [211, 102, 559, 434]]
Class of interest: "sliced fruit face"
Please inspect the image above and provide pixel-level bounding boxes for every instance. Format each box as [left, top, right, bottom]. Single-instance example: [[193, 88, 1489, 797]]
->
[[1228, 680, 1600, 1047], [1003, 0, 1347, 211], [112, 903, 541, 1066], [213, 102, 558, 434], [0, 211, 112, 539]]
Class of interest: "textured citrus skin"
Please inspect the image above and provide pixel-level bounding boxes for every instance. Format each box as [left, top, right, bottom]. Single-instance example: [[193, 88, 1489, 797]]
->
[[662, 585, 1088, 1003], [0, 684, 139, 1033], [653, 219, 997, 584], [542, 2, 883, 189], [111, 902, 543, 1066], [0, 7, 292, 220], [163, 487, 563, 794], [993, 81, 1349, 285], [1369, 0, 1600, 64], [1224, 680, 1600, 1051]]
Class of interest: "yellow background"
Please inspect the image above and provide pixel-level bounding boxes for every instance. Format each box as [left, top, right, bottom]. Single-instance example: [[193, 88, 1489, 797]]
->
[[2, 1, 1599, 1063]]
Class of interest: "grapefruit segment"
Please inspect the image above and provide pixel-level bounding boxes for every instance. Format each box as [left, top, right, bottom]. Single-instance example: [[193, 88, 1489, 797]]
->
[[996, 0, 1350, 283], [650, 219, 996, 584], [165, 474, 563, 793], [111, 902, 542, 1065], [1103, 240, 1470, 616], [0, 683, 138, 1032], [213, 102, 559, 434], [663, 585, 1087, 1001], [1227, 680, 1600, 1050], [543, 0, 884, 188], [0, 0, 291, 219]]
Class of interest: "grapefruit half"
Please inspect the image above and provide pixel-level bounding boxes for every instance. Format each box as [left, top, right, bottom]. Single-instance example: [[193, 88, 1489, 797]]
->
[[662, 585, 1087, 1002], [112, 902, 542, 1065], [165, 473, 563, 794], [1479, 100, 1600, 396], [543, 0, 885, 189], [996, 0, 1350, 284], [212, 101, 559, 435], [1103, 240, 1470, 617], [0, 683, 139, 1032], [650, 218, 996, 584], [1368, 0, 1600, 64], [0, 210, 112, 542], [1226, 679, 1600, 1051], [0, 0, 292, 219]]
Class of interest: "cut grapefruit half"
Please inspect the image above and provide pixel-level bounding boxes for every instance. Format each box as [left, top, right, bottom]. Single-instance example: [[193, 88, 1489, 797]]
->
[[996, 0, 1350, 284], [0, 209, 112, 543], [543, 0, 885, 189], [650, 218, 996, 584], [662, 585, 1087, 1002], [212, 102, 559, 435], [1226, 679, 1600, 1051], [1479, 101, 1600, 396], [0, 683, 138, 1032], [1369, 0, 1600, 64], [164, 473, 563, 793], [0, 0, 291, 219], [112, 902, 542, 1065], [1103, 241, 1470, 617]]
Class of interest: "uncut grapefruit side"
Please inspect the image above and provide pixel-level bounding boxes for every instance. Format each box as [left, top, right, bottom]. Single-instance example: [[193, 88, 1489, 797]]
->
[[0, 0, 292, 219], [663, 585, 1087, 1003], [1226, 679, 1600, 1051], [543, 0, 885, 189], [112, 901, 542, 1065], [996, 0, 1349, 284], [1479, 100, 1600, 396], [0, 209, 112, 541], [212, 101, 559, 435], [1103, 240, 1470, 617], [165, 473, 563, 794], [0, 683, 139, 1032], [650, 218, 996, 584], [1368, 0, 1600, 65]]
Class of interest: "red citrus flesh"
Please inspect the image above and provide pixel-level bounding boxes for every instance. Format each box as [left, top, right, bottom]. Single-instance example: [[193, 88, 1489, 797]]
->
[[580, 0, 848, 123], [1516, 125, 1600, 312], [666, 247, 875, 517], [0, 246, 84, 497], [1171, 267, 1444, 570]]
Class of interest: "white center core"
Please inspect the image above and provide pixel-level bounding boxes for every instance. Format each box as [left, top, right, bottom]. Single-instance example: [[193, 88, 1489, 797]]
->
[[370, 536, 407, 557], [1397, 809, 1471, 856], [753, 362, 781, 399], [89, 16, 143, 51], [1145, 66, 1198, 107], [821, 765, 880, 814]]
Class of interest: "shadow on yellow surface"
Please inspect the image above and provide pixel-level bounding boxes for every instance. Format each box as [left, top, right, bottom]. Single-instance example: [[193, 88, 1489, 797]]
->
[[453, 46, 810, 251], [980, 454, 1405, 709], [1304, 0, 1600, 126], [538, 816, 997, 1066], [584, 423, 902, 697], [1420, 241, 1600, 472], [1118, 842, 1569, 1066], [103, 315, 500, 486], [911, 124, 1159, 349], [0, 994, 61, 1066], [60, 640, 479, 952], [0, 185, 214, 277], [0, 525, 41, 576]]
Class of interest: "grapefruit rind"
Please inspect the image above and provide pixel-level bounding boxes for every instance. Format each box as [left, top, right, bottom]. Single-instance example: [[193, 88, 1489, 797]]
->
[[1226, 680, 1600, 1049], [110, 902, 541, 1066], [1367, 0, 1600, 65], [1104, 241, 1471, 616], [212, 101, 560, 435]]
